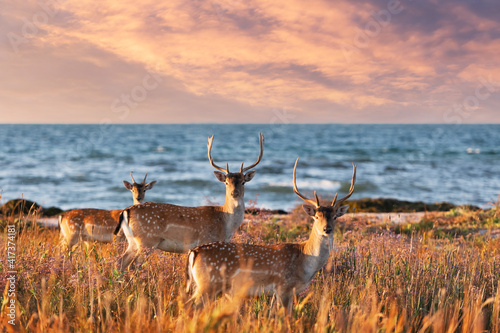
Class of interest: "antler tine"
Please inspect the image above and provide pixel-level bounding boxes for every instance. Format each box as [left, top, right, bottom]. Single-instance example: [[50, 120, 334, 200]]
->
[[142, 173, 148, 184], [242, 132, 265, 172], [313, 191, 320, 207], [293, 158, 320, 208], [333, 163, 357, 208], [130, 171, 136, 184], [331, 192, 338, 207], [207, 134, 229, 174]]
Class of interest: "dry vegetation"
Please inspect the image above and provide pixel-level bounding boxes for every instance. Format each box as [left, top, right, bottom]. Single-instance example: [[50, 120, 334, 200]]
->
[[1, 201, 499, 332]]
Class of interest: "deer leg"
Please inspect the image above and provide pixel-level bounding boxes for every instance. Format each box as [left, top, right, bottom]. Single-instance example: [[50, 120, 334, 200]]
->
[[128, 247, 146, 270], [62, 232, 80, 253], [58, 229, 68, 249], [186, 290, 209, 311], [117, 209, 146, 270], [269, 294, 277, 311], [114, 229, 126, 242], [59, 237, 70, 253], [59, 220, 78, 252], [119, 240, 160, 271], [130, 242, 161, 270], [277, 290, 293, 316], [185, 255, 215, 307], [117, 241, 139, 271]]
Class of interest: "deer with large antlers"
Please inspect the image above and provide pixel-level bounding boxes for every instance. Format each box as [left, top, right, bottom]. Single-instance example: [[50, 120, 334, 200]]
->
[[115, 133, 264, 270], [186, 158, 356, 312], [59, 172, 157, 250]]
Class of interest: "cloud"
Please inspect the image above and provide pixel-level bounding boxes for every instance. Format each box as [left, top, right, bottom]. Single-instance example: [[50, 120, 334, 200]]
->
[[0, 0, 499, 123]]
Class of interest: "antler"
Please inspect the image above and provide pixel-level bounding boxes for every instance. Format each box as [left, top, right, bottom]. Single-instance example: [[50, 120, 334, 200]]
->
[[293, 158, 320, 208], [130, 171, 136, 184], [142, 173, 148, 184], [241, 132, 265, 173], [332, 163, 357, 208], [208, 133, 264, 174], [207, 135, 230, 174]]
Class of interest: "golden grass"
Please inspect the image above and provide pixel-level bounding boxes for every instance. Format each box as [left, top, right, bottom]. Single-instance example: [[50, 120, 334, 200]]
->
[[1, 206, 499, 332]]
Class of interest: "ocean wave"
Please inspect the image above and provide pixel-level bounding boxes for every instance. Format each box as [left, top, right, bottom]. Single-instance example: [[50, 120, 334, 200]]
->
[[13, 176, 65, 185], [143, 158, 172, 166], [344, 181, 378, 193], [264, 179, 340, 191], [152, 145, 173, 153], [383, 165, 408, 172], [466, 147, 481, 154], [309, 161, 351, 169], [258, 165, 286, 174], [170, 179, 213, 187], [258, 185, 293, 194], [85, 150, 116, 159]]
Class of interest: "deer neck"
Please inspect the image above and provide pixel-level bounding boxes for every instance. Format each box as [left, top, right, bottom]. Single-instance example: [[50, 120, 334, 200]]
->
[[300, 226, 333, 277], [221, 193, 245, 239]]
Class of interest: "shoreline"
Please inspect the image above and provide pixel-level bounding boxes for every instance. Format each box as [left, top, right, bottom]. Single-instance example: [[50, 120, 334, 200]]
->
[[0, 197, 485, 217], [1, 197, 492, 231]]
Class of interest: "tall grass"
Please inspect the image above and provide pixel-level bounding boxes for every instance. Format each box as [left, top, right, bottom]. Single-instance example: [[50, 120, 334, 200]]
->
[[1, 206, 499, 332]]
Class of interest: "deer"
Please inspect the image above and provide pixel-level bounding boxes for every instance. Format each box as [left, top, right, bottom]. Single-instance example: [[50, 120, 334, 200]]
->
[[115, 133, 264, 271], [59, 172, 157, 250], [185, 157, 356, 313]]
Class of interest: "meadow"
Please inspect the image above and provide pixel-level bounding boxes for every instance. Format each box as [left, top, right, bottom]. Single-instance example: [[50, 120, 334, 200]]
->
[[1, 200, 499, 332]]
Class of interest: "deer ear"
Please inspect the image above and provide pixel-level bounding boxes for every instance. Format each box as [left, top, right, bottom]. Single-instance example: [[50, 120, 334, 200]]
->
[[244, 170, 256, 182], [145, 180, 157, 190], [213, 171, 227, 183], [336, 205, 349, 217], [302, 204, 316, 217], [123, 181, 133, 190]]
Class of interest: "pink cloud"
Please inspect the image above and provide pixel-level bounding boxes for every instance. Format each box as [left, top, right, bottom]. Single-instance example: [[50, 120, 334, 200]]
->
[[0, 0, 499, 123]]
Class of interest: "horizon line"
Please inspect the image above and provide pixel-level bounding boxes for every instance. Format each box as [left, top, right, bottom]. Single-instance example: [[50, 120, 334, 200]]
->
[[0, 122, 499, 126]]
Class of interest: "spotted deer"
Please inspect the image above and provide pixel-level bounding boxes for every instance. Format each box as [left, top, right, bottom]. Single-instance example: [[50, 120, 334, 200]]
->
[[186, 158, 356, 312], [59, 172, 156, 250], [115, 133, 264, 270], [123, 172, 157, 205]]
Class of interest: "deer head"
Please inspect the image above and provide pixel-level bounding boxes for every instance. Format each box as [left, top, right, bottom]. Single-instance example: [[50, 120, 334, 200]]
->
[[207, 133, 264, 202], [293, 158, 356, 236], [123, 172, 157, 205]]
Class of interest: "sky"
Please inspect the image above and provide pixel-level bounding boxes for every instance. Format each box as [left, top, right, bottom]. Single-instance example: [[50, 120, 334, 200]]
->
[[1, 0, 499, 124]]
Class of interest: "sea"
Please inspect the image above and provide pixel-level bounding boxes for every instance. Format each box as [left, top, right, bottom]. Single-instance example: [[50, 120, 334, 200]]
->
[[0, 124, 499, 212]]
